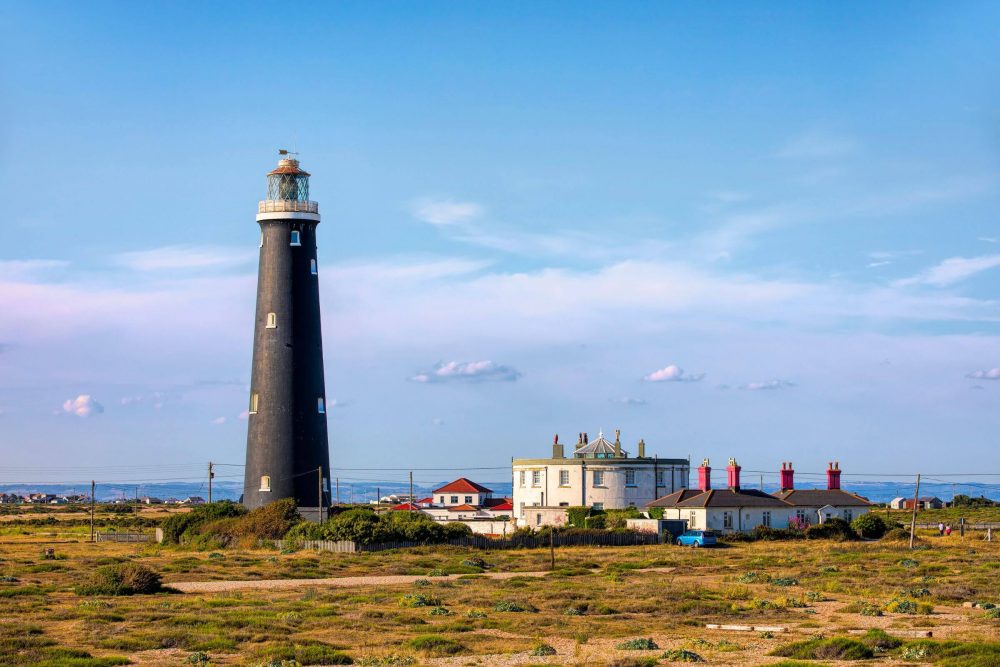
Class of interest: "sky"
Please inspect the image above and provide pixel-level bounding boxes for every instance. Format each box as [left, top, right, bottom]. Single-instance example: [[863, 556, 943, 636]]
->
[[2, 2, 999, 491]]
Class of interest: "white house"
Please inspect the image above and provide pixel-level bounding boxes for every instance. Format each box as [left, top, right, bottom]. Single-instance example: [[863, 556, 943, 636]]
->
[[772, 462, 871, 525], [390, 478, 514, 536], [513, 431, 690, 527]]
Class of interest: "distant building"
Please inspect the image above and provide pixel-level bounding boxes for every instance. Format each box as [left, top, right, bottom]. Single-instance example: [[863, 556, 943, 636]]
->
[[388, 477, 514, 535], [513, 431, 690, 527], [889, 497, 907, 510], [139, 497, 163, 505], [179, 496, 206, 505], [902, 496, 944, 510]]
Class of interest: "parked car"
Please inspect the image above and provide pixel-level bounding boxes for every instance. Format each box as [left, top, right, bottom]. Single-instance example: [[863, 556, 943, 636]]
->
[[676, 530, 717, 547]]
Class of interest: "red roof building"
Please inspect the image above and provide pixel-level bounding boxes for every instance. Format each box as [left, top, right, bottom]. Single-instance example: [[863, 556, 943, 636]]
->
[[433, 478, 493, 494]]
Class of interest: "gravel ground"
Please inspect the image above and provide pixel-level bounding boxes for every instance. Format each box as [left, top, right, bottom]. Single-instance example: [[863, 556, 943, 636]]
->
[[169, 570, 550, 593]]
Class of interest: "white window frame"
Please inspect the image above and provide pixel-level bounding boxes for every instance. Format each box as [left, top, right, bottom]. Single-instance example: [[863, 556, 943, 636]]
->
[[290, 230, 302, 246], [464, 495, 472, 504], [592, 502, 604, 511], [689, 510, 696, 528], [450, 495, 458, 504], [439, 496, 445, 504], [519, 471, 526, 487], [266, 312, 277, 329], [593, 470, 605, 486], [625, 469, 636, 487], [762, 511, 771, 528], [531, 470, 541, 487], [723, 511, 733, 530], [317, 397, 325, 414], [249, 392, 259, 415], [559, 470, 570, 486], [259, 475, 271, 492]]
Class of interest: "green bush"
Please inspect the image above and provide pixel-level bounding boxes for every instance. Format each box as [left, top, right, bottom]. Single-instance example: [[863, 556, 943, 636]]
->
[[860, 629, 902, 651], [660, 649, 703, 662], [804, 518, 857, 541], [405, 635, 463, 656], [75, 562, 162, 596], [530, 643, 556, 656], [200, 498, 300, 545], [851, 513, 893, 539], [770, 637, 873, 660], [616, 638, 659, 650], [159, 500, 247, 544]]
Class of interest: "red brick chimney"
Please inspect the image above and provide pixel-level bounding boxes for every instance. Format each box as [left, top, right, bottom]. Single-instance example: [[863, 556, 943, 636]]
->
[[697, 459, 712, 491], [780, 461, 795, 491], [827, 461, 841, 490], [727, 458, 741, 491]]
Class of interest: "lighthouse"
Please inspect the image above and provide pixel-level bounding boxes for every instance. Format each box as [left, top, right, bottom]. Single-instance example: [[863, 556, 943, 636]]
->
[[243, 152, 330, 520]]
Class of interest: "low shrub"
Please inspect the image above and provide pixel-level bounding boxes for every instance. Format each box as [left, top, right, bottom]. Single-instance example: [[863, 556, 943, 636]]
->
[[886, 597, 933, 615], [493, 600, 532, 612], [804, 518, 857, 541], [405, 635, 463, 656], [616, 638, 659, 650], [860, 629, 902, 652], [772, 577, 798, 587], [883, 527, 912, 541], [851, 513, 894, 539], [75, 562, 162, 596], [660, 649, 704, 662], [160, 500, 246, 544], [770, 637, 873, 660], [530, 643, 556, 656]]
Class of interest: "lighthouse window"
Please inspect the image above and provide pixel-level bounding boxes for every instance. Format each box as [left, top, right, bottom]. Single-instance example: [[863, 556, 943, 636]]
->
[[310, 259, 317, 275], [259, 232, 263, 248], [249, 392, 259, 414], [259, 476, 271, 492], [266, 312, 277, 329], [317, 397, 325, 414], [290, 230, 301, 246]]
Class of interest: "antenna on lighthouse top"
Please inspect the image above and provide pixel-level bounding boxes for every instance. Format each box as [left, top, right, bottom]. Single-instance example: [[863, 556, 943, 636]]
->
[[278, 148, 299, 157]]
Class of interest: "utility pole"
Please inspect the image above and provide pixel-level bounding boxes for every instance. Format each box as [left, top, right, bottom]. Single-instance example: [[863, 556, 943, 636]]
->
[[90, 480, 95, 542], [317, 466, 324, 523], [909, 473, 921, 549], [208, 462, 214, 504], [409, 471, 414, 513]]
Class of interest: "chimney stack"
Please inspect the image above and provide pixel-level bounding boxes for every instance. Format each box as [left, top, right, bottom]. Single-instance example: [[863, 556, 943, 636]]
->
[[614, 429, 621, 458], [698, 458, 712, 492], [584, 432, 589, 445], [552, 434, 564, 459], [827, 461, 841, 490], [727, 457, 741, 492], [780, 461, 795, 491], [637, 438, 646, 458]]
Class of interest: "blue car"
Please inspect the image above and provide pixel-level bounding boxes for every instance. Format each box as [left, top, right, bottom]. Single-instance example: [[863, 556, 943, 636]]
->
[[675, 530, 718, 547]]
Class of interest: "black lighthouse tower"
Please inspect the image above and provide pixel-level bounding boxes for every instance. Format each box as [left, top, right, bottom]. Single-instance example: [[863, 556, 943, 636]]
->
[[243, 153, 330, 519]]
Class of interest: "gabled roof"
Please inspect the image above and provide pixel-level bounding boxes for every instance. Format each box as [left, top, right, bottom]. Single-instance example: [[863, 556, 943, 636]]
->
[[481, 497, 513, 509], [390, 502, 422, 511], [415, 497, 434, 505], [486, 500, 513, 511], [646, 489, 705, 508], [773, 489, 871, 507], [654, 488, 791, 508], [433, 478, 493, 494]]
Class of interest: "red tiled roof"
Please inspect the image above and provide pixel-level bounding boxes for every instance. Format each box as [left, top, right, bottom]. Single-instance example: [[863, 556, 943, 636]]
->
[[432, 478, 493, 494], [481, 497, 512, 509], [390, 503, 421, 511], [487, 501, 513, 511], [416, 497, 433, 504], [447, 504, 479, 512]]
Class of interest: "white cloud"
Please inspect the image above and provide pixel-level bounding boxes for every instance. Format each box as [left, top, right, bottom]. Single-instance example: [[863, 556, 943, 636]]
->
[[979, 237, 998, 244], [116, 245, 256, 272], [611, 396, 647, 405], [740, 380, 795, 391], [431, 417, 445, 426], [62, 394, 104, 417], [210, 416, 227, 425], [410, 360, 521, 383], [894, 254, 1000, 288], [967, 368, 1000, 380], [238, 410, 250, 420], [643, 364, 705, 383], [410, 198, 484, 226]]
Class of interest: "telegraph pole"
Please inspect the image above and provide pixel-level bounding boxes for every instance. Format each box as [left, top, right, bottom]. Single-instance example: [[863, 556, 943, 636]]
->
[[90, 480, 95, 542], [909, 474, 921, 549], [409, 471, 414, 513], [207, 462, 214, 504]]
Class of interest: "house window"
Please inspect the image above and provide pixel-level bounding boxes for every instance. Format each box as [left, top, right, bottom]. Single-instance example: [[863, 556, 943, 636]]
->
[[450, 496, 458, 504], [266, 312, 277, 328], [656, 470, 665, 486], [559, 470, 570, 486], [689, 510, 696, 528], [519, 502, 525, 517], [439, 496, 445, 504], [536, 513, 542, 526], [310, 259, 317, 275], [259, 475, 271, 492], [843, 509, 853, 522], [762, 511, 771, 528], [464, 496, 472, 503], [796, 509, 808, 524], [592, 502, 604, 511], [317, 397, 326, 414], [519, 471, 525, 487], [290, 230, 301, 246], [723, 512, 733, 530], [593, 470, 604, 486], [259, 232, 264, 248], [625, 470, 636, 486], [249, 392, 259, 414], [558, 502, 569, 507], [531, 471, 541, 486]]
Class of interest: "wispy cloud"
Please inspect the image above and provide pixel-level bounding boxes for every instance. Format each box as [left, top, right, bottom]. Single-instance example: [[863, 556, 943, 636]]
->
[[643, 364, 705, 383], [740, 380, 795, 391], [210, 416, 227, 425], [410, 198, 484, 226], [611, 396, 647, 406], [410, 360, 521, 383], [894, 254, 1000, 288], [967, 368, 1000, 380], [62, 394, 104, 417], [115, 245, 256, 272]]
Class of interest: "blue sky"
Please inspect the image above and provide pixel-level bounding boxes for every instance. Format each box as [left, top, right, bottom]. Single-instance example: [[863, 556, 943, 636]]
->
[[2, 2, 999, 489]]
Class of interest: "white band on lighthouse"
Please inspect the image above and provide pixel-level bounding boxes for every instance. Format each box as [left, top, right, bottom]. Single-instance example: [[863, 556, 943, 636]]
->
[[256, 212, 321, 222]]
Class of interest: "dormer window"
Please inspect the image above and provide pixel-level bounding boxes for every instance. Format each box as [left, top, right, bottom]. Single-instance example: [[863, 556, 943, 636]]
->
[[266, 312, 277, 329], [290, 230, 301, 246]]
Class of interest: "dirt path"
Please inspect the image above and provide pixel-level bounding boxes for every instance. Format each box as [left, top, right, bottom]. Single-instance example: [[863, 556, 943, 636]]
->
[[170, 566, 677, 593]]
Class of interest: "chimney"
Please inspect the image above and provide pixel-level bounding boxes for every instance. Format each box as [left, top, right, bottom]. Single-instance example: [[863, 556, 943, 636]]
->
[[577, 432, 583, 447], [827, 461, 841, 490], [727, 457, 741, 492], [780, 461, 795, 491], [552, 434, 564, 459], [614, 429, 621, 458], [697, 458, 712, 491], [637, 438, 646, 458], [584, 432, 589, 445]]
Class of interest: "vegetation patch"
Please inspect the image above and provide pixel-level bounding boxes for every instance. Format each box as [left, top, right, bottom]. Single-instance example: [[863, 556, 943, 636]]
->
[[616, 638, 659, 650], [770, 637, 873, 660], [529, 642, 557, 656], [661, 648, 704, 662], [75, 562, 162, 596], [404, 634, 463, 656]]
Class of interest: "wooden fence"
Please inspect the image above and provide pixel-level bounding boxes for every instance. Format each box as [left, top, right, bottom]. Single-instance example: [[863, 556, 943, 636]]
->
[[95, 532, 153, 543], [274, 531, 661, 553]]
